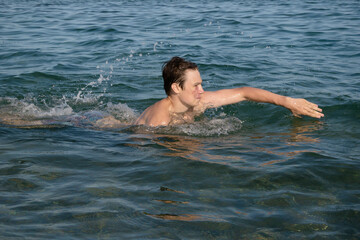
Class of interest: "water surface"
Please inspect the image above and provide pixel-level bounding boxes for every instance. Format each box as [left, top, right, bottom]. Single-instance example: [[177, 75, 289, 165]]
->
[[1, 0, 360, 239]]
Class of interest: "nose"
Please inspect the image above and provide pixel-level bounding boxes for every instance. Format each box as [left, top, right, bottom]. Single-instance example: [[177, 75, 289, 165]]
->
[[198, 85, 204, 94]]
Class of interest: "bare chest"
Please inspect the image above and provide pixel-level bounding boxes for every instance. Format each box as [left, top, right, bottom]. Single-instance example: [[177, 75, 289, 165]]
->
[[169, 109, 202, 125]]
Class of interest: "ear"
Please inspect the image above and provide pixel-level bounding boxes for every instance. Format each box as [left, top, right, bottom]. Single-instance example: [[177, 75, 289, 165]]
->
[[171, 83, 181, 94]]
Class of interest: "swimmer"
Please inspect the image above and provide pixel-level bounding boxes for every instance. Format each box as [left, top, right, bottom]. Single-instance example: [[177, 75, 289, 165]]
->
[[134, 56, 324, 127], [0, 57, 324, 129]]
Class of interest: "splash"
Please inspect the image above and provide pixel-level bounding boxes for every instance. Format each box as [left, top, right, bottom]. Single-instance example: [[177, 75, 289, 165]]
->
[[0, 54, 142, 127], [74, 58, 119, 105], [1, 95, 243, 136], [0, 53, 243, 135], [0, 96, 73, 119], [105, 102, 138, 123], [170, 117, 243, 137], [132, 116, 243, 137]]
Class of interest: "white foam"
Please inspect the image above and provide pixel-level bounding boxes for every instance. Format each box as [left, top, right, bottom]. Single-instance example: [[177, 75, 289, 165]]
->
[[1, 95, 243, 135], [152, 117, 243, 137], [0, 96, 73, 118], [73, 92, 101, 104], [105, 102, 138, 123]]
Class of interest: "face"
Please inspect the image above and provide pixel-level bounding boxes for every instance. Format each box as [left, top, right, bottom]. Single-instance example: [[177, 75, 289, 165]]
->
[[177, 69, 204, 108]]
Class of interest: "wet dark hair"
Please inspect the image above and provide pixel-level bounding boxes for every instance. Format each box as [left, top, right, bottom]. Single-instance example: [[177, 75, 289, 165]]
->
[[162, 56, 198, 96]]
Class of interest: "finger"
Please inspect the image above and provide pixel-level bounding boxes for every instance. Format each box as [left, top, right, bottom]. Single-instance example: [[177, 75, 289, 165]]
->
[[303, 100, 319, 109], [306, 102, 321, 111], [318, 112, 325, 118], [314, 106, 323, 113], [308, 105, 324, 117], [305, 107, 324, 118]]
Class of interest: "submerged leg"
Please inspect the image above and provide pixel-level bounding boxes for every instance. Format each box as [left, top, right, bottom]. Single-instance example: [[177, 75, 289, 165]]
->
[[0, 115, 44, 127], [94, 115, 125, 128], [0, 112, 129, 129]]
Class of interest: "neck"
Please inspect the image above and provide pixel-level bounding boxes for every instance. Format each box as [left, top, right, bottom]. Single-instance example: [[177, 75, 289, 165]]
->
[[167, 95, 191, 114]]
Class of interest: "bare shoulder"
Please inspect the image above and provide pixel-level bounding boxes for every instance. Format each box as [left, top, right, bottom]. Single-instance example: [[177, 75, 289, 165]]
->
[[135, 98, 171, 127]]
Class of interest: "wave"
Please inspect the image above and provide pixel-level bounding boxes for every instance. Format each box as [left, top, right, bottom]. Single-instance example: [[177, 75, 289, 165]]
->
[[0, 96, 73, 118], [1, 91, 357, 136], [322, 101, 360, 118], [0, 95, 244, 136]]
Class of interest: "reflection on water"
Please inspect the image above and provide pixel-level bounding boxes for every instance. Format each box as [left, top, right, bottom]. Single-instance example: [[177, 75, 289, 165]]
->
[[150, 120, 324, 169], [160, 186, 185, 194], [154, 199, 189, 205], [257, 120, 324, 167], [144, 212, 227, 222], [152, 135, 244, 165], [144, 212, 203, 221], [285, 119, 324, 144]]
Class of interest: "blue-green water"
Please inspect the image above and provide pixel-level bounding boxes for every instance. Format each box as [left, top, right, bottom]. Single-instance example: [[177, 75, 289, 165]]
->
[[1, 0, 360, 239]]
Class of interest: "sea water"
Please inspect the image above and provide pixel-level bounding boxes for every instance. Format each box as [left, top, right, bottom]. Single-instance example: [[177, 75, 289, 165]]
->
[[0, 0, 359, 239]]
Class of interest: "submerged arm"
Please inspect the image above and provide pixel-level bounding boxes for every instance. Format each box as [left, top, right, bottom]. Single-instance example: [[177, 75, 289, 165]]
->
[[202, 87, 324, 118]]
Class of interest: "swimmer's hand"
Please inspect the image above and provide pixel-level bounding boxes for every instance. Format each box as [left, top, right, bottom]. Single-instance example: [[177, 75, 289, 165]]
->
[[285, 97, 324, 119]]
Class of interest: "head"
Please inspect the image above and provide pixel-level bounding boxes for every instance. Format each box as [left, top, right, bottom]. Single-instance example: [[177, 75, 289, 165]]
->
[[162, 56, 198, 96]]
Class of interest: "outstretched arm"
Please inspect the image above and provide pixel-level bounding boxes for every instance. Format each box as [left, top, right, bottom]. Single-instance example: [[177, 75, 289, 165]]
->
[[202, 87, 324, 119]]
